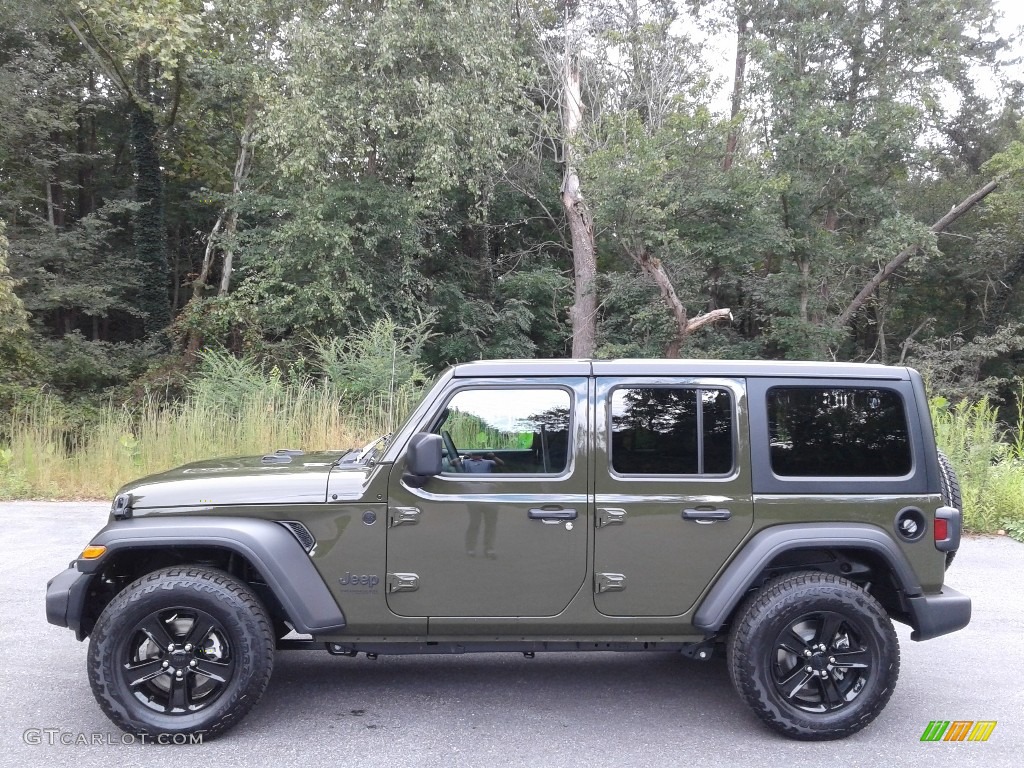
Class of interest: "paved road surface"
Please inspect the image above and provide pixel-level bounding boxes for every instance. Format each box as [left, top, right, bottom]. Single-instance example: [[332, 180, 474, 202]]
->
[[2, 502, 1021, 768]]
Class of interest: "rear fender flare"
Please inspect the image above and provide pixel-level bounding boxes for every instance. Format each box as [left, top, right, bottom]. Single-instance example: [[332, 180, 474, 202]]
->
[[693, 523, 922, 633]]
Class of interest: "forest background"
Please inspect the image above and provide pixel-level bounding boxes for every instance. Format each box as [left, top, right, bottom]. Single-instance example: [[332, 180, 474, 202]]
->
[[1, 0, 1022, 537]]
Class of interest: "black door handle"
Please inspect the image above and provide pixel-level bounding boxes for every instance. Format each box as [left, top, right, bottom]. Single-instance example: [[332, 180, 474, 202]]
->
[[528, 508, 578, 521], [682, 508, 731, 521]]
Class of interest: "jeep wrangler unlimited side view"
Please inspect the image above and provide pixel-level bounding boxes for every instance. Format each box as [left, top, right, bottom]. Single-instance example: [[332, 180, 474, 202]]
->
[[46, 359, 970, 741]]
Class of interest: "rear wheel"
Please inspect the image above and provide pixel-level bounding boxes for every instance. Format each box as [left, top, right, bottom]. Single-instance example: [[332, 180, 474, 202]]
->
[[88, 567, 275, 739], [727, 571, 899, 740]]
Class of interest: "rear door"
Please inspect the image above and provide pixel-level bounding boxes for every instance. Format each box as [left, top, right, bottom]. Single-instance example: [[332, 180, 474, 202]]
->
[[593, 377, 753, 616]]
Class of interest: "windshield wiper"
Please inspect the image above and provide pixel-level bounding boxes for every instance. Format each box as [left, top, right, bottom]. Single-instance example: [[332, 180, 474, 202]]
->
[[335, 434, 390, 467]]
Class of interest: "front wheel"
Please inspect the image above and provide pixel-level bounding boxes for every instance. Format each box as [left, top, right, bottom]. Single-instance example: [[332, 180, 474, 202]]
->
[[727, 571, 899, 740], [87, 567, 275, 739]]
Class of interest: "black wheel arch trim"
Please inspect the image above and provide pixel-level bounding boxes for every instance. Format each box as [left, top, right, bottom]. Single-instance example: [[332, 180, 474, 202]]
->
[[693, 523, 924, 634], [77, 516, 346, 635]]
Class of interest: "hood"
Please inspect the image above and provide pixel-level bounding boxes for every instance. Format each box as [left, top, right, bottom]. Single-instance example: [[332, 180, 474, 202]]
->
[[118, 451, 372, 509]]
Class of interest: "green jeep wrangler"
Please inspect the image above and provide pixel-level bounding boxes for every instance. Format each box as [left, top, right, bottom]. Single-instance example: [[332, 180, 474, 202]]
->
[[46, 359, 969, 741]]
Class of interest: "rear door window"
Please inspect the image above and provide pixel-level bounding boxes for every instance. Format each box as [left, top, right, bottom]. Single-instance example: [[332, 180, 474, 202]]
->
[[610, 387, 734, 475]]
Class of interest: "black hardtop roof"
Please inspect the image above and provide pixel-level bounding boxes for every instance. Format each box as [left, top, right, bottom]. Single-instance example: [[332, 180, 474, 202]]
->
[[450, 358, 911, 380]]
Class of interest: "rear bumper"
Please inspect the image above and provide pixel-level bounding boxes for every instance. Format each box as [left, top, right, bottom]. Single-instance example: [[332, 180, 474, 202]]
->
[[907, 586, 971, 641], [45, 566, 91, 640]]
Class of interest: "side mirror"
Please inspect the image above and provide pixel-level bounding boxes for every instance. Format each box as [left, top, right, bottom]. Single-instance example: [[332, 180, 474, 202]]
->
[[403, 433, 443, 488]]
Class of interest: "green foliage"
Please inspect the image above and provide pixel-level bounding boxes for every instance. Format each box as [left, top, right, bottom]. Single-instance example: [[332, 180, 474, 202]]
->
[[130, 104, 171, 337], [75, 0, 204, 81], [1002, 516, 1024, 543], [931, 393, 1024, 535], [173, 294, 262, 352], [0, 319, 438, 498], [0, 220, 45, 416], [189, 346, 288, 413], [231, 181, 429, 339], [28, 334, 159, 402], [4, 0, 1024, 450], [908, 324, 1024, 402], [309, 315, 433, 402], [0, 221, 28, 337]]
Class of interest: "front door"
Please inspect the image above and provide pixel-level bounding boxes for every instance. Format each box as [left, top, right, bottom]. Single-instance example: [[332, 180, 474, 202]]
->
[[386, 378, 589, 622], [593, 377, 753, 617]]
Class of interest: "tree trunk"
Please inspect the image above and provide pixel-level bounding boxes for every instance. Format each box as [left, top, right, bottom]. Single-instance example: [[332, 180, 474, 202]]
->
[[171, 224, 181, 312], [45, 177, 56, 232], [83, 71, 97, 217], [722, 11, 749, 171], [76, 78, 97, 219], [218, 210, 239, 296], [186, 111, 257, 357], [797, 257, 811, 323], [217, 114, 256, 297], [835, 180, 998, 327], [193, 216, 223, 301], [561, 51, 597, 358]]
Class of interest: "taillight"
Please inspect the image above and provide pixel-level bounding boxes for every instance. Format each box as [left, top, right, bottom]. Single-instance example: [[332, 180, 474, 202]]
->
[[934, 506, 960, 555]]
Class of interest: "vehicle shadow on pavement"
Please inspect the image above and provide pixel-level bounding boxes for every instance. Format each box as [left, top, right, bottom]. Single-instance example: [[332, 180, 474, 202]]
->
[[246, 650, 756, 737]]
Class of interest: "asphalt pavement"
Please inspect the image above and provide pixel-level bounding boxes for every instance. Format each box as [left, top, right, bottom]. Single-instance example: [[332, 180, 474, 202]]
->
[[1, 501, 1021, 768]]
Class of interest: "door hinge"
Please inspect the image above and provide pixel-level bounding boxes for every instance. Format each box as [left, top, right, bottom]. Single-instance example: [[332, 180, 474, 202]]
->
[[595, 507, 627, 528], [386, 572, 419, 593], [595, 573, 627, 593], [388, 506, 421, 527]]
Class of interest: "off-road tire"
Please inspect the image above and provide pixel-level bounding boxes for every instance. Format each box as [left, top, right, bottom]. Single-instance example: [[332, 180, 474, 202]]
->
[[727, 571, 900, 741], [88, 567, 275, 740], [936, 450, 962, 569]]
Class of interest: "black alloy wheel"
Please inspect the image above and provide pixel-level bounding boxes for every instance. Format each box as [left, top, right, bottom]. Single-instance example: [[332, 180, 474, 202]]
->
[[120, 607, 236, 715], [770, 610, 874, 713], [88, 567, 275, 738], [727, 571, 899, 740]]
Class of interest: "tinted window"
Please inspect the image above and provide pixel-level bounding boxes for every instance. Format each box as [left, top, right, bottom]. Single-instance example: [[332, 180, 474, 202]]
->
[[767, 387, 911, 477], [610, 388, 733, 475], [436, 388, 571, 474]]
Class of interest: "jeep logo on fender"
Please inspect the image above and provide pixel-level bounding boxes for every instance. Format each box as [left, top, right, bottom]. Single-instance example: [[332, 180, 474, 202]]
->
[[339, 572, 380, 589]]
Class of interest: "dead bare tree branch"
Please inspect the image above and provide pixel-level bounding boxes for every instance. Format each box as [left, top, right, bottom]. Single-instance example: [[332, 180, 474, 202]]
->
[[626, 243, 733, 357], [63, 14, 136, 101]]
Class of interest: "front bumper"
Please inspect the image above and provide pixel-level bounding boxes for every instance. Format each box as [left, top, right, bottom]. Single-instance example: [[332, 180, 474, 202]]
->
[[907, 586, 971, 641], [45, 566, 92, 640]]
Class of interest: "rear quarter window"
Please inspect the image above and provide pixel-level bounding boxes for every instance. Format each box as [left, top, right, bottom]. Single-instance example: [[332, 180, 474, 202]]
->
[[767, 387, 911, 477]]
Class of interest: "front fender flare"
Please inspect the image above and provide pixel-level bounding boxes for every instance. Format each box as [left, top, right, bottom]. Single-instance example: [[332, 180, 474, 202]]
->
[[82, 516, 346, 635], [692, 523, 922, 634]]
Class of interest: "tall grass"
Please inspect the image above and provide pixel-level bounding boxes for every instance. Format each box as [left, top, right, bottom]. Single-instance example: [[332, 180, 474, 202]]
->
[[0, 318, 430, 500], [930, 391, 1024, 538], [0, 385, 416, 500]]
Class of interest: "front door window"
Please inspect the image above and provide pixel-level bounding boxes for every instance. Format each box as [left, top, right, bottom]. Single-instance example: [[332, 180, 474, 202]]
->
[[435, 388, 572, 475]]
